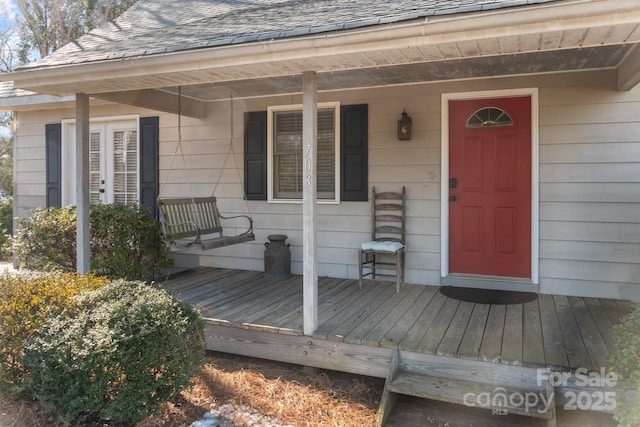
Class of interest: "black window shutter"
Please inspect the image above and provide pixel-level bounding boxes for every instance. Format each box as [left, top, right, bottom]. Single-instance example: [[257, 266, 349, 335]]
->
[[45, 123, 62, 208], [244, 111, 267, 200], [139, 116, 160, 218], [340, 104, 368, 201]]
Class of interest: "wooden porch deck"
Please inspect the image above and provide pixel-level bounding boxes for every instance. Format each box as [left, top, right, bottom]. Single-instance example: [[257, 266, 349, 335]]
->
[[161, 267, 631, 377]]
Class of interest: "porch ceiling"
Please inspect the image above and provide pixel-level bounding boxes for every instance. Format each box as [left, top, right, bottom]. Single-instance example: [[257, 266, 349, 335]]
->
[[165, 44, 634, 102]]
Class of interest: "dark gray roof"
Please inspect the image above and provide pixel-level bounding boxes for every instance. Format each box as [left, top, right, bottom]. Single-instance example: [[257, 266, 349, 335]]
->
[[21, 0, 561, 70]]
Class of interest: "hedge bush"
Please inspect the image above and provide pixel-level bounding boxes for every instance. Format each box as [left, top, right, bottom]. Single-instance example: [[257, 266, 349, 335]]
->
[[0, 195, 12, 256], [13, 203, 171, 281], [0, 271, 109, 390], [609, 305, 640, 427], [23, 280, 205, 425]]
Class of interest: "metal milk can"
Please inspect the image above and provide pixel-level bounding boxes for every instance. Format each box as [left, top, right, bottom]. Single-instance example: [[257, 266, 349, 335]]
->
[[264, 234, 291, 280]]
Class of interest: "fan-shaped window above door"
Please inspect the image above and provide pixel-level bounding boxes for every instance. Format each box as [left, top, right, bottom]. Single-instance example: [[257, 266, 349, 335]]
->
[[466, 107, 513, 128]]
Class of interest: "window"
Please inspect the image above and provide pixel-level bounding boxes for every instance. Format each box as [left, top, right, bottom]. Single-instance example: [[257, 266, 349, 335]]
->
[[466, 107, 513, 128], [62, 117, 139, 206], [268, 103, 340, 201], [112, 130, 139, 204]]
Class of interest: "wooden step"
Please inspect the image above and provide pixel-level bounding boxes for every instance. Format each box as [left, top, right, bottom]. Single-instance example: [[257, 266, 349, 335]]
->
[[376, 348, 556, 427], [387, 372, 555, 419]]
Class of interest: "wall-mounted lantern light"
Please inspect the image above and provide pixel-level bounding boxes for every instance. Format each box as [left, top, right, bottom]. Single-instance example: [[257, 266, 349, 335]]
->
[[397, 110, 412, 141]]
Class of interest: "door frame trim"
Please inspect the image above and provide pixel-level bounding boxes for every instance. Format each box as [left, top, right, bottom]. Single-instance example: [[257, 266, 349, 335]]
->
[[440, 88, 539, 284]]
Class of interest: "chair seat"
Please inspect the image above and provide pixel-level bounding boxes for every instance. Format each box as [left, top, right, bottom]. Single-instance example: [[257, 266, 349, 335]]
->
[[361, 241, 405, 252]]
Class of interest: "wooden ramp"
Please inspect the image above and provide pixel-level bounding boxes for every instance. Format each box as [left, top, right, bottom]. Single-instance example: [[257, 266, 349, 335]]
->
[[160, 267, 632, 423]]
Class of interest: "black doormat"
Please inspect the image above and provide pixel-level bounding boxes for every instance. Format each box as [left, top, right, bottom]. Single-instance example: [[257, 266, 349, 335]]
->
[[439, 286, 537, 305]]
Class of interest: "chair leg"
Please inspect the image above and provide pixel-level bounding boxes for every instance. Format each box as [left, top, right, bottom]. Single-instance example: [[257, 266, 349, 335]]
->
[[395, 250, 401, 293], [358, 249, 364, 289], [371, 252, 376, 280], [401, 249, 405, 288]]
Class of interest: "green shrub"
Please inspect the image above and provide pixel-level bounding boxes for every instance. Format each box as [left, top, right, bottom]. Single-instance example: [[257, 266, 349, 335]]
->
[[24, 280, 205, 425], [14, 206, 76, 271], [88, 203, 171, 280], [0, 271, 109, 389], [13, 203, 171, 280], [609, 305, 640, 427], [0, 195, 13, 257]]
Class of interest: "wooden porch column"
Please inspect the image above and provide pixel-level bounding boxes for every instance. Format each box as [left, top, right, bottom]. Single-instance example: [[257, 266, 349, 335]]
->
[[302, 71, 318, 335], [76, 93, 90, 274]]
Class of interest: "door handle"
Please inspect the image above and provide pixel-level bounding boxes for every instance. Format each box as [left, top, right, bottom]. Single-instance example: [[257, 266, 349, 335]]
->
[[449, 195, 457, 202]]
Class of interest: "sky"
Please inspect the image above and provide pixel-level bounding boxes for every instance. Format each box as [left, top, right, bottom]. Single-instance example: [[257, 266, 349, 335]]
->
[[0, 0, 15, 26], [0, 0, 18, 61]]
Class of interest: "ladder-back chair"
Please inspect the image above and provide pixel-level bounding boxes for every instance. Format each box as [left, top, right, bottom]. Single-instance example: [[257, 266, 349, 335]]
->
[[358, 186, 406, 292]]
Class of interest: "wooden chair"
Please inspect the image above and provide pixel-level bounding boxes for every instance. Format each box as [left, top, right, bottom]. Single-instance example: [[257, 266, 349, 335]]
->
[[358, 186, 406, 292]]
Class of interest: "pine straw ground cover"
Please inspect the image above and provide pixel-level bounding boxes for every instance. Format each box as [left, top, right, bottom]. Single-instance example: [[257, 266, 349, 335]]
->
[[0, 351, 384, 427]]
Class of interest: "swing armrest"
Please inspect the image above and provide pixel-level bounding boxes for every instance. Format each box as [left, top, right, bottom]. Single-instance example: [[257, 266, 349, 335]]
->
[[218, 213, 254, 235]]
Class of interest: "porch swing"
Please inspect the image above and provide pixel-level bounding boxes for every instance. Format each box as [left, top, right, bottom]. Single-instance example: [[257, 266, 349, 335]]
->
[[157, 87, 255, 252]]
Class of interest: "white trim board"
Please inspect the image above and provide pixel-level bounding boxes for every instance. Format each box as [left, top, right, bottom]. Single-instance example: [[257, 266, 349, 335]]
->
[[440, 88, 540, 285]]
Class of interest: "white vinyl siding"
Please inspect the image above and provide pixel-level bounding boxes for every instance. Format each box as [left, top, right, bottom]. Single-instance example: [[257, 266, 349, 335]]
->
[[537, 76, 640, 301]]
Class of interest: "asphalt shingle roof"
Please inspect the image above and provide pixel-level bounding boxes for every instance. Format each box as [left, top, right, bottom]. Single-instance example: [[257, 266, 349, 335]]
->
[[21, 0, 562, 70]]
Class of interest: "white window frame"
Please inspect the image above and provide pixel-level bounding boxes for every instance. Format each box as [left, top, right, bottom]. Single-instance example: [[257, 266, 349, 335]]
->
[[61, 115, 140, 206], [267, 102, 341, 204]]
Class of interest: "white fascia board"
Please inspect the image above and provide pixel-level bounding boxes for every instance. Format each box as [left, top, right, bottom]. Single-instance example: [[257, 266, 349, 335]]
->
[[0, 93, 75, 111]]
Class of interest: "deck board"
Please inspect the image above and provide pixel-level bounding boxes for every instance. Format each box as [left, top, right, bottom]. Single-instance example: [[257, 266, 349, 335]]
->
[[523, 298, 545, 366], [362, 285, 429, 348], [416, 297, 460, 355], [436, 301, 474, 358], [568, 296, 611, 368], [458, 303, 490, 360], [208, 276, 298, 321], [584, 298, 618, 353], [162, 267, 632, 375], [478, 304, 505, 363], [380, 286, 439, 349], [398, 290, 447, 351], [501, 303, 523, 365], [315, 280, 394, 341], [335, 282, 399, 344], [198, 271, 270, 307], [346, 285, 422, 346], [538, 294, 569, 369], [554, 295, 592, 369]]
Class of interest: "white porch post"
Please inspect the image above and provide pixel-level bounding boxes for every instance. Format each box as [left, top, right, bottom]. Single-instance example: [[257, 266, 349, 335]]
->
[[302, 71, 318, 335], [76, 93, 90, 274]]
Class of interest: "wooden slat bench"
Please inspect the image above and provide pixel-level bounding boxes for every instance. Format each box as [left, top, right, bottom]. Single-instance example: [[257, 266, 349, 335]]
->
[[158, 197, 255, 251]]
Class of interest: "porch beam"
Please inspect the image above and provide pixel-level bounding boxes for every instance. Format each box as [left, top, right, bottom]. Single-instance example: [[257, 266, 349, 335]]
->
[[617, 44, 640, 91], [76, 93, 90, 274], [302, 71, 318, 336], [94, 89, 207, 119]]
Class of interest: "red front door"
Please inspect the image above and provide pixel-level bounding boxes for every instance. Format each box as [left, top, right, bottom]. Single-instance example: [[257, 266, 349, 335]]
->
[[448, 96, 531, 278]]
